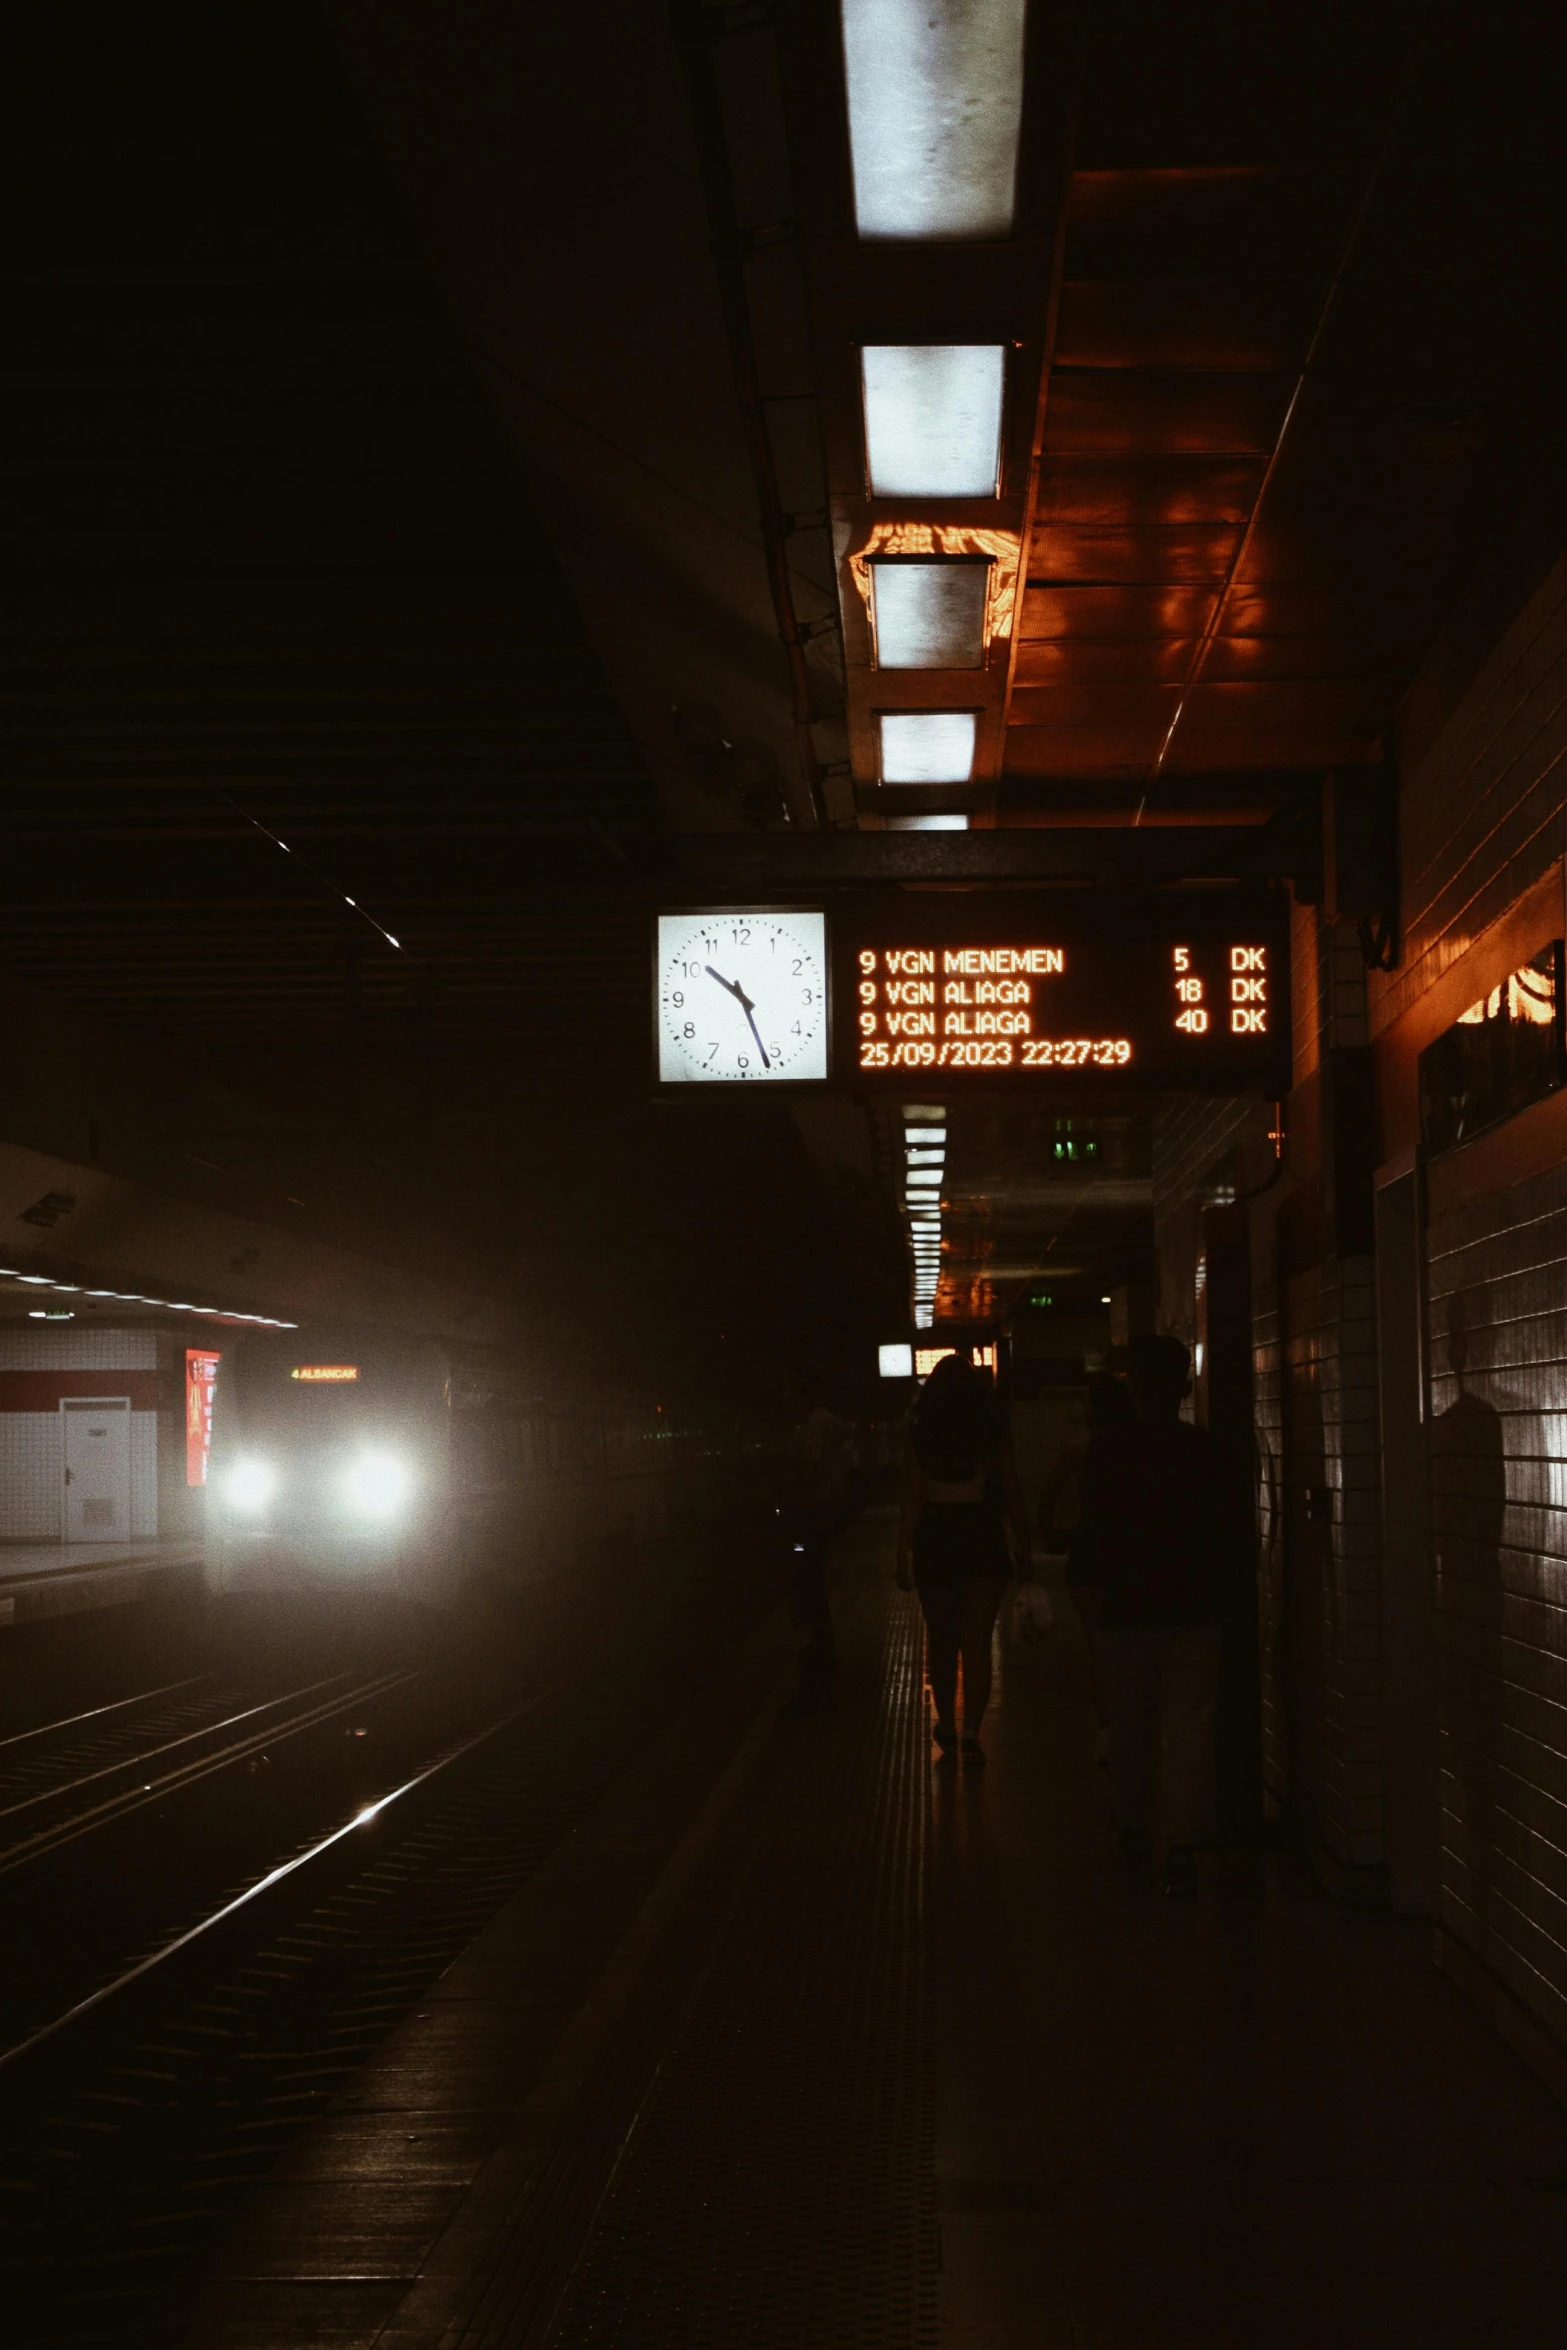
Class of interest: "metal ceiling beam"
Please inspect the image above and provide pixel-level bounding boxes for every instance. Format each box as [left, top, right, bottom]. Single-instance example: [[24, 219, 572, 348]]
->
[[667, 811, 1320, 893]]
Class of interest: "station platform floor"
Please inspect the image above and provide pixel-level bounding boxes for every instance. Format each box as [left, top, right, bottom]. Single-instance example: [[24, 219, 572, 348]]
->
[[176, 1509, 1567, 2349], [0, 1537, 201, 1625]]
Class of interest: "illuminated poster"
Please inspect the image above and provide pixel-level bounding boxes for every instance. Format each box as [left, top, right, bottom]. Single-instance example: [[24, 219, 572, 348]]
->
[[186, 1348, 221, 1485]]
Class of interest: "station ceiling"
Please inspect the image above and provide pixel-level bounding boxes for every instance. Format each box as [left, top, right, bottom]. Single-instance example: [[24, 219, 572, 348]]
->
[[5, 2, 1567, 1352]]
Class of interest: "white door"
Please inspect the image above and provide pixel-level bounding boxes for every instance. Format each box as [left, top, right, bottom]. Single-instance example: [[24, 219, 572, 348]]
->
[[61, 1398, 132, 1542]]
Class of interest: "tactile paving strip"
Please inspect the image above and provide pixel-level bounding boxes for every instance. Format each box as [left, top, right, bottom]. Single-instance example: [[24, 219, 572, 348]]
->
[[542, 1567, 938, 2349]]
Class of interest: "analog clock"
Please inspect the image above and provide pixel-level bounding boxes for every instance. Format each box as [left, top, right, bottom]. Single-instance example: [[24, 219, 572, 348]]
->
[[656, 909, 830, 1083]]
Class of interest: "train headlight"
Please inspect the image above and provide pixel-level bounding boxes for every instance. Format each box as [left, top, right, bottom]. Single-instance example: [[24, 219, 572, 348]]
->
[[344, 1450, 411, 1520], [225, 1459, 276, 1513]]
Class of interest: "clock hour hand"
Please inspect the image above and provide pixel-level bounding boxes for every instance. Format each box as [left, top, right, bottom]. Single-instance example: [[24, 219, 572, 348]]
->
[[704, 963, 771, 1069]]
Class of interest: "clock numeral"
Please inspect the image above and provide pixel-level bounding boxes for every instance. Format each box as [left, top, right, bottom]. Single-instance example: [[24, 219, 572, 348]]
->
[[683, 1023, 695, 1038], [671, 991, 684, 1007]]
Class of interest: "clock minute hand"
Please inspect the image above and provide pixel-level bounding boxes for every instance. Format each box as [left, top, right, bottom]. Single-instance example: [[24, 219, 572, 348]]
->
[[704, 962, 771, 1069]]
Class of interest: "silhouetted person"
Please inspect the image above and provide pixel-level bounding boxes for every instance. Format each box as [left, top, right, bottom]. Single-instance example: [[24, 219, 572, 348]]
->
[[1044, 1371, 1138, 1760], [896, 1354, 1029, 1766], [1430, 1295, 1506, 1582], [781, 1377, 851, 1715], [1081, 1334, 1222, 1897]]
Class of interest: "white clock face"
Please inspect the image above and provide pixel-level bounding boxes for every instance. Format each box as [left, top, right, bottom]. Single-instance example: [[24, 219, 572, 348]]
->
[[657, 910, 830, 1083]]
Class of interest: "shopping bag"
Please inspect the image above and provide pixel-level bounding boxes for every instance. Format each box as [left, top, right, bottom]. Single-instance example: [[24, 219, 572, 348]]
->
[[1011, 1580, 1055, 1643]]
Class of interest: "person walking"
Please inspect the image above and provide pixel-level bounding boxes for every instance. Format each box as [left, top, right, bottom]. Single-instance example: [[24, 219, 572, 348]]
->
[[895, 1353, 1028, 1766], [1080, 1333, 1222, 1897], [1043, 1371, 1138, 1763]]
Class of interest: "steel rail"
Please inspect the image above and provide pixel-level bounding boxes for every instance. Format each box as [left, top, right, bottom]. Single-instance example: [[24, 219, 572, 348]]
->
[[0, 1670, 358, 1823], [0, 1673, 210, 1757], [0, 1669, 416, 1879], [0, 1688, 547, 2075]]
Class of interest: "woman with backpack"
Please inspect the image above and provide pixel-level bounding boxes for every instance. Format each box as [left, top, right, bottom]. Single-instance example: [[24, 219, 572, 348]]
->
[[895, 1353, 1030, 1765]]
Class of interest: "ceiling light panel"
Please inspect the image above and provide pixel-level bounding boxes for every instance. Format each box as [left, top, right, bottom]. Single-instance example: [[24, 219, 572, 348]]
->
[[842, 0, 1027, 241], [880, 711, 977, 783], [862, 345, 1005, 498], [872, 561, 989, 668], [887, 814, 971, 831]]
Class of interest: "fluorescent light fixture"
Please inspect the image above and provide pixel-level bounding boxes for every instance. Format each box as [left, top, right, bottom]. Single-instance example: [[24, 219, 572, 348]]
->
[[905, 1127, 946, 1143], [16, 1275, 52, 1285], [881, 710, 977, 783], [872, 561, 989, 668], [906, 1146, 945, 1161], [842, 0, 1026, 241], [862, 345, 1005, 498], [879, 1342, 915, 1379], [887, 814, 970, 831]]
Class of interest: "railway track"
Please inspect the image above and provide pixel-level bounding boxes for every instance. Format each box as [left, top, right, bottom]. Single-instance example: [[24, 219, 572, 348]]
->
[[0, 1533, 780, 2348], [0, 1667, 418, 1876]]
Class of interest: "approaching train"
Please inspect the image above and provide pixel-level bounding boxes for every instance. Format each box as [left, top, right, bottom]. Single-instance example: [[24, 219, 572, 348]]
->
[[203, 1326, 766, 1606]]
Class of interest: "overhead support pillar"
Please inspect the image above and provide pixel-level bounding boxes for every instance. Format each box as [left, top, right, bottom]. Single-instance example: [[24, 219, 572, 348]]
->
[[1324, 754, 1399, 968]]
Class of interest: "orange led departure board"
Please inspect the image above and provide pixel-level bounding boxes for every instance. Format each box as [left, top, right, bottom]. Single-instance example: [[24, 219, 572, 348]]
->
[[833, 892, 1289, 1092]]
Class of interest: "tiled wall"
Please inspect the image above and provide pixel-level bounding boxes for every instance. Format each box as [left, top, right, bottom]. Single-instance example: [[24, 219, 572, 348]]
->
[[1252, 1246, 1287, 1807], [1373, 543, 1567, 2048], [0, 1411, 157, 1539], [0, 1328, 161, 1539], [1277, 1252, 1385, 1870], [1373, 548, 1567, 1043], [0, 1328, 156, 1369], [1426, 1154, 1567, 2047]]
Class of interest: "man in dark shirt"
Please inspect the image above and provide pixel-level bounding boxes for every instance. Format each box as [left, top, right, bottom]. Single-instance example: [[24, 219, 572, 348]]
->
[[1080, 1333, 1223, 1897]]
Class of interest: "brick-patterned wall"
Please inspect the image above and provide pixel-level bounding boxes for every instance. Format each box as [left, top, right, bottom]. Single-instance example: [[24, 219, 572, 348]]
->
[[0, 1411, 157, 1539], [1427, 1164, 1567, 2049], [0, 1329, 161, 1538], [1277, 1252, 1385, 1870], [1252, 1238, 1287, 1807], [0, 1328, 156, 1370], [1373, 549, 1567, 1042]]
